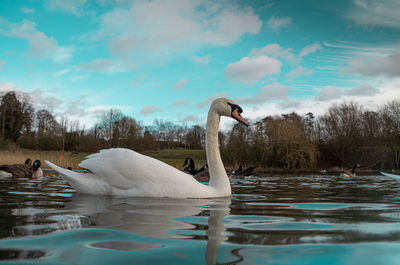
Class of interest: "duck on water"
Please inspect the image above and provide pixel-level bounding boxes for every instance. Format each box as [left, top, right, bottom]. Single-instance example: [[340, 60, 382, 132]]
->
[[340, 163, 360, 177], [231, 165, 256, 177], [182, 157, 208, 176]]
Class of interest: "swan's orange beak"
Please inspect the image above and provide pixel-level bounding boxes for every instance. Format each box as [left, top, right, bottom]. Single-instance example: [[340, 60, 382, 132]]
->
[[232, 108, 249, 126]]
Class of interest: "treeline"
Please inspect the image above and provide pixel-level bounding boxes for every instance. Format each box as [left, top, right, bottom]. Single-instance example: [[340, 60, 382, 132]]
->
[[0, 91, 205, 153], [223, 100, 400, 170], [1, 90, 400, 170]]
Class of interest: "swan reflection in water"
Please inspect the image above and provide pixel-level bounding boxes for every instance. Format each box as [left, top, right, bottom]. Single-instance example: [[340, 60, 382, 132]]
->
[[63, 194, 231, 264]]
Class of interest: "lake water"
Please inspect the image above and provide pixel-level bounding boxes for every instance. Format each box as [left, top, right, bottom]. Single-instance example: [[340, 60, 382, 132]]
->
[[1, 170, 400, 264]]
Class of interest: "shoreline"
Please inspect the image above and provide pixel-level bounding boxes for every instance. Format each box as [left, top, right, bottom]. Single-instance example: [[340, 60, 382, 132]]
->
[[0, 149, 391, 174]]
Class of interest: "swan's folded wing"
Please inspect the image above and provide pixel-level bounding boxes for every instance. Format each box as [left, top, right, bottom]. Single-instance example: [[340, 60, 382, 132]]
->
[[78, 148, 187, 190]]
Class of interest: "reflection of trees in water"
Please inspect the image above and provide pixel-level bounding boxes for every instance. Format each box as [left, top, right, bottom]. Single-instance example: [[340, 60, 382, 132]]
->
[[0, 174, 74, 239], [0, 249, 45, 261], [229, 174, 400, 246]]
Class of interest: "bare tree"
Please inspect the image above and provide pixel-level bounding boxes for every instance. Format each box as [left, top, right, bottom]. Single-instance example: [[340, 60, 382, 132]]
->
[[380, 100, 400, 169], [36, 109, 58, 136], [97, 109, 123, 141], [318, 101, 363, 166]]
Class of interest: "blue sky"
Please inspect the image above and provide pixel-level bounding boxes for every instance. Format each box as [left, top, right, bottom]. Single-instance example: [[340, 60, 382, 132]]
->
[[1, 0, 400, 129]]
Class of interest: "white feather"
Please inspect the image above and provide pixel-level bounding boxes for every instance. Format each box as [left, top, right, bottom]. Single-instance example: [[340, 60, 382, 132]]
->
[[46, 150, 214, 198]]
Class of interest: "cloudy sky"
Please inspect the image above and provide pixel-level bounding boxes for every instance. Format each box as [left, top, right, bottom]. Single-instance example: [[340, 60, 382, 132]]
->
[[1, 0, 400, 128]]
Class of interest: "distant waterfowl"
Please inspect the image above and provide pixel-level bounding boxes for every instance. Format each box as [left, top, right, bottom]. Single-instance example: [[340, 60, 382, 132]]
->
[[182, 157, 208, 176], [340, 163, 360, 177], [0, 158, 31, 178], [0, 159, 43, 179], [32, 160, 43, 178], [231, 165, 256, 177], [46, 98, 248, 198]]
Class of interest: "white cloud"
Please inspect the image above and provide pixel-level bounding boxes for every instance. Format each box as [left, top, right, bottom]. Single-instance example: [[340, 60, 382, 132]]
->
[[347, 84, 379, 96], [172, 98, 190, 107], [267, 16, 292, 31], [71, 74, 90, 82], [21, 7, 35, 14], [63, 96, 88, 116], [87, 104, 133, 113], [54, 69, 70, 78], [237, 82, 290, 104], [317, 86, 342, 101], [0, 18, 73, 62], [250, 43, 296, 63], [78, 59, 130, 73], [173, 79, 189, 91], [95, 1, 262, 65], [196, 92, 228, 108], [347, 0, 400, 29], [316, 84, 380, 101], [191, 55, 210, 65], [285, 66, 313, 81], [0, 81, 20, 93], [29, 88, 63, 110], [278, 99, 302, 109], [183, 114, 200, 122], [300, 43, 322, 57], [44, 0, 87, 16], [225, 56, 281, 84], [225, 42, 320, 85], [347, 53, 400, 78], [323, 40, 400, 80], [140, 105, 163, 115]]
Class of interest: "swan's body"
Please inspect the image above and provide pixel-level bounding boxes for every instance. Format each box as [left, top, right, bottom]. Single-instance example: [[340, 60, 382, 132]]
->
[[340, 163, 359, 177], [46, 149, 222, 197], [46, 98, 248, 198], [381, 172, 400, 181], [0, 159, 43, 179]]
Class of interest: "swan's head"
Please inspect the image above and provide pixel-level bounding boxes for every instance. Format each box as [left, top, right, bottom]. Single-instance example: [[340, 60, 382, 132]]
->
[[211, 98, 248, 126]]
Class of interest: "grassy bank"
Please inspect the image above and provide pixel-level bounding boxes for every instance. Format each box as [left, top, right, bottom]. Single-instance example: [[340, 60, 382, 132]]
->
[[0, 149, 207, 170], [1, 149, 381, 174], [0, 150, 87, 169]]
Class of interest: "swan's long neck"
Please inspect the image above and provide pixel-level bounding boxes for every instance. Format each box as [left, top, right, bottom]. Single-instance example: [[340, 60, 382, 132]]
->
[[206, 109, 230, 194]]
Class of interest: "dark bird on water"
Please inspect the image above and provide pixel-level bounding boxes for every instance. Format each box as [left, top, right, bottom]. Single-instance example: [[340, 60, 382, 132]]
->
[[231, 165, 256, 177], [340, 163, 360, 177], [182, 157, 208, 176], [0, 159, 43, 179]]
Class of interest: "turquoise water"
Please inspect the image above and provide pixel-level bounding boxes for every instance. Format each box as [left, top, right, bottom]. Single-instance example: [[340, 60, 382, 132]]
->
[[1, 172, 400, 264]]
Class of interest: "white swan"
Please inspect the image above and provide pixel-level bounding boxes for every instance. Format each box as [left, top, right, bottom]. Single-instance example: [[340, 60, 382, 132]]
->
[[46, 98, 248, 198]]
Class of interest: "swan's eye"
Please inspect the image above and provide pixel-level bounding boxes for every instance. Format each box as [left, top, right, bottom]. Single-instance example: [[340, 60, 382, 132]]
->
[[227, 102, 242, 113], [228, 102, 248, 126]]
